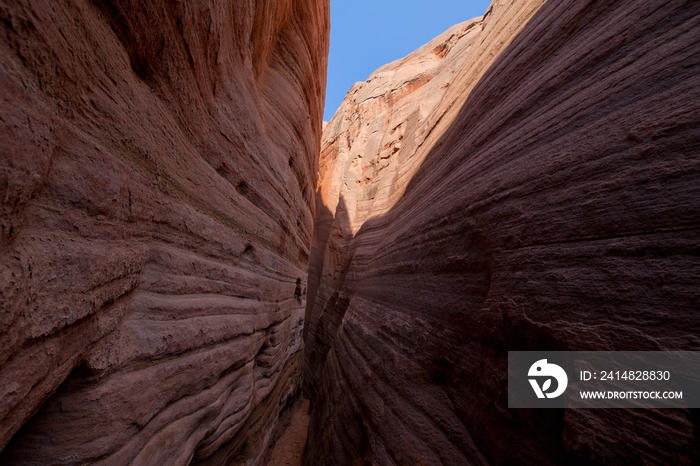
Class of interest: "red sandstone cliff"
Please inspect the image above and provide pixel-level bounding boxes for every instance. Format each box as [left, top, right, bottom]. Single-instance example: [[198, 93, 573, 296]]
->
[[305, 0, 700, 464], [0, 0, 328, 464]]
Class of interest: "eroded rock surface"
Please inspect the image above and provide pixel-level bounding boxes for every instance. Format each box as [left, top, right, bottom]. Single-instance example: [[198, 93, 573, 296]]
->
[[305, 0, 700, 464], [0, 0, 328, 464]]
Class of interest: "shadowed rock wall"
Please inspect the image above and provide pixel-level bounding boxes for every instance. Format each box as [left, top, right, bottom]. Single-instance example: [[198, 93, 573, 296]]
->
[[0, 0, 328, 464], [305, 0, 700, 464]]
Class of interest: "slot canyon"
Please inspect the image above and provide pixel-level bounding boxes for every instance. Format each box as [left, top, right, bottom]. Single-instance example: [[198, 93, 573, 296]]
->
[[0, 0, 699, 465]]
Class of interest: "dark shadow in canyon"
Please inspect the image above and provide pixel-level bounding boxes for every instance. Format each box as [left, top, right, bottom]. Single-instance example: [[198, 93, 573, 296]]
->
[[304, 188, 336, 339], [303, 195, 353, 400]]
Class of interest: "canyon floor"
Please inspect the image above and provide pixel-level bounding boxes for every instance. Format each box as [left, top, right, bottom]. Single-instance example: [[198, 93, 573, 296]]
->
[[265, 398, 311, 466]]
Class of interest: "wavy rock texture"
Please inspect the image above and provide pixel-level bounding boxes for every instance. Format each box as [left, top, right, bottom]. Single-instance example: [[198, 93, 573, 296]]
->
[[304, 0, 547, 397], [305, 0, 700, 464], [0, 0, 328, 464]]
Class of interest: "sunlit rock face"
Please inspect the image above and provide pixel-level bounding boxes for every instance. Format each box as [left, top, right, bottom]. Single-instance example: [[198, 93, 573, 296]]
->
[[0, 0, 328, 464], [305, 0, 700, 464]]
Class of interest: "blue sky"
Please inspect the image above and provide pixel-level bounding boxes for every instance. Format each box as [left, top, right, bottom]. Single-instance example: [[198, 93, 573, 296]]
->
[[324, 0, 493, 121]]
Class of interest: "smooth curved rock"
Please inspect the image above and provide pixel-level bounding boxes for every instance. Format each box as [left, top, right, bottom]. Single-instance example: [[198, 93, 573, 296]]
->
[[0, 0, 328, 464], [305, 0, 700, 464]]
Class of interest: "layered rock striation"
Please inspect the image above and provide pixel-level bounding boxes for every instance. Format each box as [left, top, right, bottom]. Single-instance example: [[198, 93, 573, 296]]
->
[[0, 0, 328, 464], [305, 0, 700, 464]]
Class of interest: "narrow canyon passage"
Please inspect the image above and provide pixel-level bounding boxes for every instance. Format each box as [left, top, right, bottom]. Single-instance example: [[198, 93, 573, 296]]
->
[[265, 398, 310, 466], [1, 0, 700, 465]]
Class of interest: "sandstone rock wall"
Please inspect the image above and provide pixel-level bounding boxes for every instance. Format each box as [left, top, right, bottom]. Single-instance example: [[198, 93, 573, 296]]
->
[[0, 0, 328, 464], [305, 0, 700, 464], [304, 0, 547, 400]]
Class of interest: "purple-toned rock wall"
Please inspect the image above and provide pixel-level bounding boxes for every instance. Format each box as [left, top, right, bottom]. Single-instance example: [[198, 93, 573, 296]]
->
[[305, 0, 700, 464]]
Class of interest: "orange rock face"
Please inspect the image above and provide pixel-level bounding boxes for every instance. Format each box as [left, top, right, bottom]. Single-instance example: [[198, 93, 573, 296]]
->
[[305, 0, 700, 464], [0, 0, 328, 464]]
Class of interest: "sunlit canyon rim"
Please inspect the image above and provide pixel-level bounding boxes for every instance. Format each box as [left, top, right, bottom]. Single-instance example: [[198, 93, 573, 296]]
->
[[1, 0, 700, 465]]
